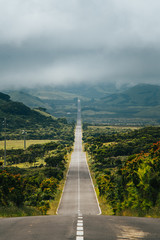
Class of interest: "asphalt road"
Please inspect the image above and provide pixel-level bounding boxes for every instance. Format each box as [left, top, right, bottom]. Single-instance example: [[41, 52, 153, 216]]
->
[[0, 99, 160, 240], [57, 100, 100, 216]]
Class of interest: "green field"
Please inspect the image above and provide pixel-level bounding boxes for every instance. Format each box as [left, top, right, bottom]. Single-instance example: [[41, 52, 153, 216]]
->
[[0, 139, 53, 150]]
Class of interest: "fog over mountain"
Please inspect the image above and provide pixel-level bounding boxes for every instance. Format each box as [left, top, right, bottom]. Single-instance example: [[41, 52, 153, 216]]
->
[[0, 0, 160, 89]]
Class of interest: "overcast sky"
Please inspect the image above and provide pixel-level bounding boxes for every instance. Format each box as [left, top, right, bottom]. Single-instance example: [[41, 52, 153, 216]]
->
[[0, 0, 160, 89]]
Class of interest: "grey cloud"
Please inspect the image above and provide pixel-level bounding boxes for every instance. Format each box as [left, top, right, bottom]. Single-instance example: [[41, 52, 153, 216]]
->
[[0, 0, 160, 89]]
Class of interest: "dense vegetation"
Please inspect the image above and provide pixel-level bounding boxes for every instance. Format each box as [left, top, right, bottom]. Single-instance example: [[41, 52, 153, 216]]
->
[[83, 125, 160, 217], [0, 92, 75, 216], [0, 141, 73, 216]]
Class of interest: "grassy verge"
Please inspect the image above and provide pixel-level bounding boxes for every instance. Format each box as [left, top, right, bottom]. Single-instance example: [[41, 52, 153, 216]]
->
[[118, 207, 160, 218], [0, 206, 41, 218], [86, 152, 114, 215], [47, 152, 72, 215]]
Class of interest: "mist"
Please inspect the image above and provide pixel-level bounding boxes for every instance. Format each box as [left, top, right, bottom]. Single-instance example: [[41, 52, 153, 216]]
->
[[0, 0, 160, 90]]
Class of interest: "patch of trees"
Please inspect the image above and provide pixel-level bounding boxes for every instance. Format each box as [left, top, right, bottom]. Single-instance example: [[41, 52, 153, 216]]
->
[[0, 119, 75, 142], [84, 126, 160, 158], [0, 122, 74, 214], [84, 126, 160, 217], [96, 142, 160, 216], [0, 169, 59, 214], [0, 141, 71, 214], [0, 141, 70, 166]]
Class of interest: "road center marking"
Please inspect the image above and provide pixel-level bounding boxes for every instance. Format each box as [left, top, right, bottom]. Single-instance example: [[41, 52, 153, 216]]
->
[[77, 222, 83, 227], [76, 237, 84, 240], [77, 227, 83, 231], [76, 213, 84, 240]]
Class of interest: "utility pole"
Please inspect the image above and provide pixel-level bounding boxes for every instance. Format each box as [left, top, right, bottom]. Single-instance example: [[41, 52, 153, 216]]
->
[[22, 130, 27, 150], [3, 118, 7, 167]]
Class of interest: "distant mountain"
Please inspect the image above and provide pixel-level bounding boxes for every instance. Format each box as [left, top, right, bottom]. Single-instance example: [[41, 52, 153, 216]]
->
[[3, 83, 119, 120], [81, 84, 160, 122], [4, 83, 160, 124], [54, 82, 118, 99], [102, 84, 160, 106], [18, 82, 118, 101], [4, 90, 52, 111]]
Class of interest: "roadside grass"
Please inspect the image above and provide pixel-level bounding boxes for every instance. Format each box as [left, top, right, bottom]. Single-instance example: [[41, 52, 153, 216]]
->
[[47, 152, 72, 215], [85, 152, 114, 215], [0, 206, 41, 217], [119, 207, 160, 218], [0, 139, 53, 150]]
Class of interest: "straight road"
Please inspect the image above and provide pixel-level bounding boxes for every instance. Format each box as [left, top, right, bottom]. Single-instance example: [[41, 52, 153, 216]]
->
[[0, 99, 160, 240], [1, 214, 160, 240], [57, 99, 100, 216]]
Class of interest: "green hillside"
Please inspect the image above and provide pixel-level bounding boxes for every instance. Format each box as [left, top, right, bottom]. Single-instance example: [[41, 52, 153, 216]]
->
[[103, 84, 160, 106], [26, 82, 118, 100], [0, 92, 51, 129], [4, 90, 52, 110], [81, 84, 160, 124], [0, 92, 75, 141]]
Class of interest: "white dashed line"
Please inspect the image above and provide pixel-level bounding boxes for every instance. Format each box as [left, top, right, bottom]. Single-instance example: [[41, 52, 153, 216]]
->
[[76, 213, 84, 240], [77, 227, 83, 231], [76, 237, 84, 240], [77, 222, 83, 227], [76, 101, 84, 240], [77, 231, 84, 236], [78, 220, 83, 223]]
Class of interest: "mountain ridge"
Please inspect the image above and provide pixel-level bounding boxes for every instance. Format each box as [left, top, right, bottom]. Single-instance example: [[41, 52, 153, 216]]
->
[[102, 83, 160, 106]]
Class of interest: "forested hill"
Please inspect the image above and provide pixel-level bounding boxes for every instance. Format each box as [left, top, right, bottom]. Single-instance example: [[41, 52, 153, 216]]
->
[[0, 92, 52, 128], [4, 90, 52, 110], [0, 92, 74, 141]]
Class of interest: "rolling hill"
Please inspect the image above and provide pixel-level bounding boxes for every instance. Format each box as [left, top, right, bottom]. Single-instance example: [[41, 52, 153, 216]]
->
[[3, 83, 160, 125], [4, 90, 52, 111], [81, 84, 160, 124], [102, 84, 160, 106], [0, 92, 75, 141], [0, 92, 55, 130], [3, 83, 119, 120]]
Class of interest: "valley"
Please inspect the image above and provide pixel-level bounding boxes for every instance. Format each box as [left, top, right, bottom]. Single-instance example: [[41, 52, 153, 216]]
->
[[4, 83, 160, 125]]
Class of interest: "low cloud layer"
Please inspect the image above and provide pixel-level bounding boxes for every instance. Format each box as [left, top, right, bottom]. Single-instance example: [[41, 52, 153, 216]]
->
[[0, 0, 160, 89]]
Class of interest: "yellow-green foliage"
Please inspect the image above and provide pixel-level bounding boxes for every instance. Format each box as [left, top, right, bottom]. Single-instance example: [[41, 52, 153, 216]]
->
[[47, 152, 72, 215], [83, 125, 160, 217], [0, 138, 74, 216]]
